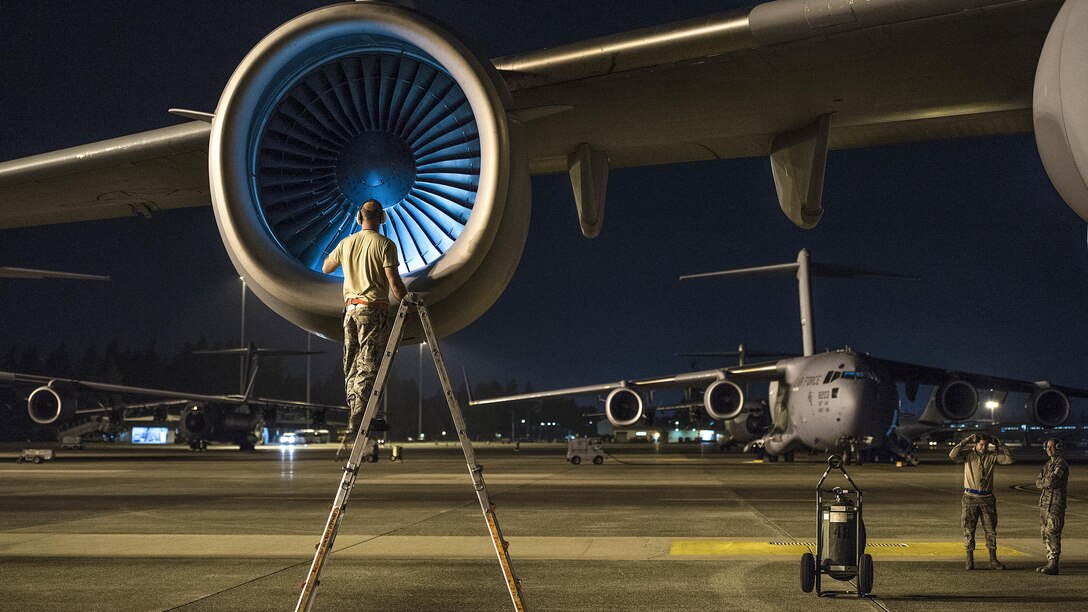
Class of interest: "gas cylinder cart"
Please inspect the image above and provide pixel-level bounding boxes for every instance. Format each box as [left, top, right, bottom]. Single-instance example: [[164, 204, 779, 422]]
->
[[800, 455, 873, 596], [566, 437, 606, 465]]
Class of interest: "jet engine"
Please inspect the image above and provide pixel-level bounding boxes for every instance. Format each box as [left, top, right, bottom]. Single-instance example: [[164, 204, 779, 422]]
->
[[1034, 0, 1088, 222], [702, 379, 746, 421], [26, 385, 74, 425], [179, 404, 263, 450], [209, 2, 531, 340], [933, 380, 978, 421], [1026, 388, 1069, 428], [605, 388, 646, 428]]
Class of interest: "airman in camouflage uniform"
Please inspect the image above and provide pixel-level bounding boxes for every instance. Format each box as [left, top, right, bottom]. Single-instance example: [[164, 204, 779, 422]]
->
[[1036, 438, 1069, 575], [950, 433, 1015, 570], [342, 305, 390, 430], [323, 199, 407, 437]]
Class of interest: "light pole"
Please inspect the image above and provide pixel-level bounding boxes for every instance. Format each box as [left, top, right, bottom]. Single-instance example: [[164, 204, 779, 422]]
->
[[239, 277, 247, 394], [305, 332, 312, 404], [418, 342, 425, 439]]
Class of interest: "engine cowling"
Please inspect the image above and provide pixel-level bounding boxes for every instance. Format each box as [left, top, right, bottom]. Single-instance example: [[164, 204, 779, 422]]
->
[[1034, 0, 1088, 222], [1027, 388, 1069, 428], [179, 403, 214, 440], [27, 385, 74, 425], [209, 2, 531, 341], [934, 380, 978, 421], [703, 379, 745, 421], [605, 388, 645, 428], [179, 404, 263, 448]]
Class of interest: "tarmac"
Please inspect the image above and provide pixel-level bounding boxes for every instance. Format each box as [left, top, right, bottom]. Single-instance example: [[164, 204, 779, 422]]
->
[[0, 441, 1085, 611]]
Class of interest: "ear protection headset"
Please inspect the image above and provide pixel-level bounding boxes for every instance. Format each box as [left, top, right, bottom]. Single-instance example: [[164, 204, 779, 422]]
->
[[1048, 438, 1064, 452]]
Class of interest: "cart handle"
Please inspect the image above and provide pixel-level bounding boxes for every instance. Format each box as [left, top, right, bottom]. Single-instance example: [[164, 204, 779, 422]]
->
[[815, 455, 863, 494]]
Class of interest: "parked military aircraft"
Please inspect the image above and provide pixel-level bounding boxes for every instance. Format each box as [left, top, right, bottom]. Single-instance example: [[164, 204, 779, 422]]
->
[[471, 250, 1088, 460], [0, 0, 1084, 345], [0, 345, 344, 450]]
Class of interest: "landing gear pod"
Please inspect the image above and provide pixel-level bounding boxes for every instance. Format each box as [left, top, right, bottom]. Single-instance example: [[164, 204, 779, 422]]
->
[[803, 455, 872, 597]]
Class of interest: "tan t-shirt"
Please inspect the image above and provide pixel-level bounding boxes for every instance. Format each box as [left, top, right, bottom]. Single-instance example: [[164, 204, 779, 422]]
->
[[327, 230, 399, 302], [949, 441, 1015, 493]]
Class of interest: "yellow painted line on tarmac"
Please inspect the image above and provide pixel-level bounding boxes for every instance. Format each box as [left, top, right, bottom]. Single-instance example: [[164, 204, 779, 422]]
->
[[669, 541, 1028, 558]]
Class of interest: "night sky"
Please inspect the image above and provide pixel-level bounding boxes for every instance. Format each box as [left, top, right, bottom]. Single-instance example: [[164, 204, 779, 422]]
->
[[2, 1, 1086, 421]]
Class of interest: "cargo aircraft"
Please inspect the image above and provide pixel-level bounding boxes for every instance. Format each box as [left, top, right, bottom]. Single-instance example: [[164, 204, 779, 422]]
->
[[0, 345, 345, 450], [471, 250, 1088, 460], [0, 0, 1086, 347]]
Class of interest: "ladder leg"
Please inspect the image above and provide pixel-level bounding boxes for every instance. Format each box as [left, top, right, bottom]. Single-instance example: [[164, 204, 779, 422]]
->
[[416, 300, 528, 611], [295, 298, 413, 612]]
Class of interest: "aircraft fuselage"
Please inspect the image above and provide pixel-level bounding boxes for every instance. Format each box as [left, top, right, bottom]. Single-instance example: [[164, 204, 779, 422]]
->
[[762, 351, 897, 456]]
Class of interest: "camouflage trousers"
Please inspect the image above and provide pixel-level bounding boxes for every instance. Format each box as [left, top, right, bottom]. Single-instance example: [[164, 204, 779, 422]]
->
[[962, 493, 999, 552], [1040, 505, 1066, 561], [342, 305, 390, 430]]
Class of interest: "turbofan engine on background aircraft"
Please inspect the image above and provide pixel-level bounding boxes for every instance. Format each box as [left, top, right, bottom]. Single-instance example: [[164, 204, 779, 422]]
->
[[923, 380, 1070, 428], [931, 380, 980, 421], [26, 385, 74, 425], [178, 403, 264, 451], [208, 2, 531, 341], [1026, 387, 1070, 428], [603, 377, 747, 429]]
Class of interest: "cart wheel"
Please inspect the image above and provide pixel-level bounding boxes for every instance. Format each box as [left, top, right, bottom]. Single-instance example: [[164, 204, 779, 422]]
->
[[858, 553, 873, 595], [592, 455, 604, 465], [570, 456, 581, 465], [16, 457, 23, 464], [389, 456, 398, 462], [33, 456, 43, 464], [800, 552, 816, 593]]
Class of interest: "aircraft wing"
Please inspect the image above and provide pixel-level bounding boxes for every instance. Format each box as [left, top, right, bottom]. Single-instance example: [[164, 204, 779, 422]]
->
[[0, 267, 110, 280], [469, 361, 784, 407], [0, 370, 346, 411], [498, 0, 1054, 174], [0, 122, 211, 228], [0, 0, 1061, 229], [876, 358, 1088, 398]]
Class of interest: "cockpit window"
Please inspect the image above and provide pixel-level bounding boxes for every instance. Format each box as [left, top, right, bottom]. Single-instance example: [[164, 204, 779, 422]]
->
[[841, 371, 866, 380]]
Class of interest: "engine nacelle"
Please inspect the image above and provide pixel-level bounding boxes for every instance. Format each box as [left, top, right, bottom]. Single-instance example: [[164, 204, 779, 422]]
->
[[27, 385, 74, 425], [605, 388, 646, 428], [1027, 388, 1069, 428], [179, 403, 215, 439], [934, 380, 978, 422], [210, 2, 531, 341], [1034, 0, 1088, 221], [179, 404, 263, 449], [703, 379, 746, 421]]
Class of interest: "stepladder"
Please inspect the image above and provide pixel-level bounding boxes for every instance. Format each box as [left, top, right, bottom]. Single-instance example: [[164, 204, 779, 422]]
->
[[296, 293, 527, 612]]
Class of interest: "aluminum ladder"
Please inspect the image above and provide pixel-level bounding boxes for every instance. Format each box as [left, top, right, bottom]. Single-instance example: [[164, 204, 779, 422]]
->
[[296, 293, 526, 611]]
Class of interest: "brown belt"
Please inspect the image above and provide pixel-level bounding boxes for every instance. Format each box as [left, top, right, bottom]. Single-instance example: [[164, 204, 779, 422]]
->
[[345, 298, 388, 309]]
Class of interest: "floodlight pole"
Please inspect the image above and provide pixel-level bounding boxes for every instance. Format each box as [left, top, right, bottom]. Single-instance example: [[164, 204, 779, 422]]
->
[[240, 278, 247, 394], [306, 332, 312, 404], [418, 342, 424, 438]]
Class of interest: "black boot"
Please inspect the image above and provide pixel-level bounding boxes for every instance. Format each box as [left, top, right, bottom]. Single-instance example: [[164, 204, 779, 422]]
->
[[1041, 556, 1059, 575], [989, 550, 1006, 570], [965, 550, 974, 570]]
